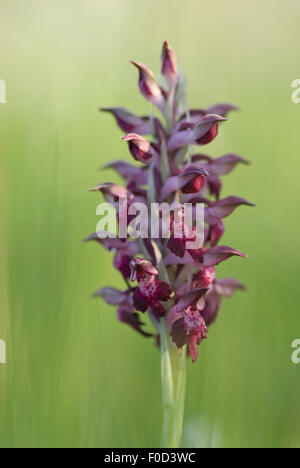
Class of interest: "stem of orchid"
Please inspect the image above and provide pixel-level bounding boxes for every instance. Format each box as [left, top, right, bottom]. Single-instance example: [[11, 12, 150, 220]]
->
[[161, 140, 170, 182], [165, 85, 176, 132], [150, 103, 155, 135], [187, 145, 192, 165], [160, 318, 187, 448], [138, 238, 150, 260]]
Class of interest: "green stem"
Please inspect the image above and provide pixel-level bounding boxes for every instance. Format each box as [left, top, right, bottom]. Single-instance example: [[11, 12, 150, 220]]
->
[[160, 319, 187, 448]]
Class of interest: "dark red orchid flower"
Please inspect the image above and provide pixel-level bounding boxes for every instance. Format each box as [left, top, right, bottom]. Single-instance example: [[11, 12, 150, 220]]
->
[[130, 258, 173, 318], [121, 133, 158, 164]]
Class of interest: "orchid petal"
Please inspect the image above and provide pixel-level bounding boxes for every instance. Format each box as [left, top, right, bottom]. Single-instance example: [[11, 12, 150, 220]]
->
[[209, 154, 250, 176], [206, 196, 255, 221], [117, 308, 154, 337], [102, 161, 148, 185], [205, 103, 238, 116], [203, 246, 248, 267], [214, 278, 246, 297], [175, 288, 208, 313], [101, 107, 152, 134], [83, 233, 125, 250], [93, 287, 128, 305]]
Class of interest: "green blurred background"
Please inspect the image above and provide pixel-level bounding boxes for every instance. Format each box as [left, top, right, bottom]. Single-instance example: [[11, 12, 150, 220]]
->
[[0, 0, 300, 448]]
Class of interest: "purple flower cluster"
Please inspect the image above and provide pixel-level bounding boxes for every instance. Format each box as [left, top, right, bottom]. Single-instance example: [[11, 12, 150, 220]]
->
[[86, 41, 253, 362]]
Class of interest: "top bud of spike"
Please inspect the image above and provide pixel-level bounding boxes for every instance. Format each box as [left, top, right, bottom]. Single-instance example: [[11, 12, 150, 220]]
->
[[161, 40, 178, 87]]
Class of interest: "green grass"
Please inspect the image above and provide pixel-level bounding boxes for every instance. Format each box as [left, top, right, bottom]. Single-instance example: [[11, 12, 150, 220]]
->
[[0, 0, 300, 448]]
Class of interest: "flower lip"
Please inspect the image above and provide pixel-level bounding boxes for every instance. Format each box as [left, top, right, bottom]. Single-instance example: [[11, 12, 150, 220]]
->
[[193, 268, 216, 289], [170, 302, 209, 362], [180, 165, 209, 194], [183, 306, 205, 333], [181, 175, 205, 194]]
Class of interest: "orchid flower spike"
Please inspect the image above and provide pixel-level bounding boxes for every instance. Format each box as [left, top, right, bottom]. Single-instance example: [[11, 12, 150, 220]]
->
[[87, 41, 253, 449]]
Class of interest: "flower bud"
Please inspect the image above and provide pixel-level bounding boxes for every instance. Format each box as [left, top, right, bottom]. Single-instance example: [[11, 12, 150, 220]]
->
[[161, 40, 178, 87], [180, 165, 208, 194], [122, 133, 156, 164], [192, 114, 227, 145], [161, 165, 208, 199], [131, 61, 166, 112]]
